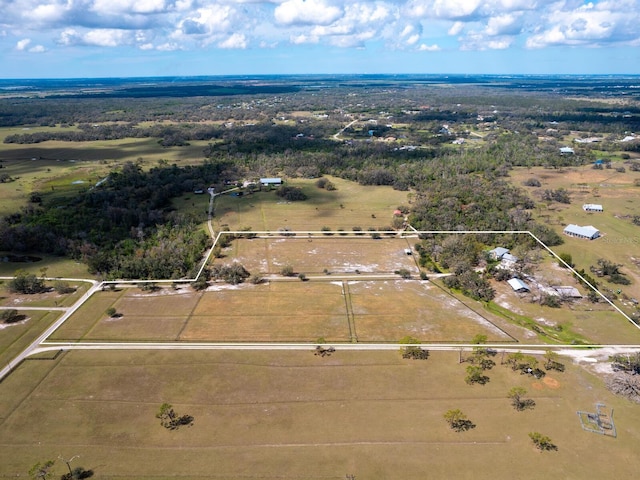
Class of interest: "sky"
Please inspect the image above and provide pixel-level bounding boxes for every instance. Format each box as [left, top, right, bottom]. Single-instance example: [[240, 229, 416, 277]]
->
[[2, 0, 640, 78]]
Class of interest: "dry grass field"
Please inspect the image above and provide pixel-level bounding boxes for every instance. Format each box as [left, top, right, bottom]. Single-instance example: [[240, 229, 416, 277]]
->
[[0, 310, 59, 368], [225, 236, 418, 274], [0, 349, 638, 480]]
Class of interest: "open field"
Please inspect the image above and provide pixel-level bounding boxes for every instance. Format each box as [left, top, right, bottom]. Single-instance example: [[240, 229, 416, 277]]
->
[[47, 278, 514, 344], [0, 349, 638, 480], [0, 280, 91, 308], [0, 310, 60, 369], [225, 236, 418, 274], [213, 176, 409, 231], [0, 256, 94, 279]]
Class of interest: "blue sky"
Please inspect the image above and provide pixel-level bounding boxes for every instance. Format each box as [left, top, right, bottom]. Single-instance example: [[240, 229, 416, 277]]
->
[[2, 0, 640, 78]]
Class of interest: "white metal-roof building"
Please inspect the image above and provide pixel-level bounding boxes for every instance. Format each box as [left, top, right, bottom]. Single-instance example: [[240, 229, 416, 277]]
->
[[260, 177, 282, 186], [508, 278, 530, 293], [582, 204, 603, 212], [563, 224, 600, 240]]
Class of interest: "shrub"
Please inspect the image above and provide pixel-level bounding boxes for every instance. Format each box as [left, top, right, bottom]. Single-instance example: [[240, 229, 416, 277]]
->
[[529, 432, 557, 451], [523, 178, 541, 187], [275, 185, 307, 201], [281, 265, 295, 277]]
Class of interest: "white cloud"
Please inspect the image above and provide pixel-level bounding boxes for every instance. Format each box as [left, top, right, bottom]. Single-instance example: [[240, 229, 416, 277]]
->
[[58, 27, 131, 47], [290, 33, 319, 44], [418, 43, 440, 51], [16, 38, 31, 50], [485, 12, 522, 36], [448, 21, 464, 35], [28, 44, 46, 52], [92, 0, 167, 15], [275, 0, 342, 26], [218, 32, 247, 48]]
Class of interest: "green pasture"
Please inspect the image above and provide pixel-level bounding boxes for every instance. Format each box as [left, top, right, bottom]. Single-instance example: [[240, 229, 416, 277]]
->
[[0, 349, 638, 479], [0, 310, 59, 369], [0, 280, 90, 308], [213, 176, 409, 231], [0, 256, 93, 279]]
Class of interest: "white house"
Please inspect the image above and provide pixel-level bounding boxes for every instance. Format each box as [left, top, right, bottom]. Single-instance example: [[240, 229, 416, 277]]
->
[[488, 247, 510, 260], [583, 204, 603, 212], [563, 224, 601, 240]]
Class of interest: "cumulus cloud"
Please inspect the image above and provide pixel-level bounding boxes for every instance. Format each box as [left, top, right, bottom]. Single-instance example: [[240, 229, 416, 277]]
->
[[16, 38, 31, 50], [219, 32, 247, 48], [0, 0, 640, 58], [418, 43, 440, 51], [274, 0, 343, 26]]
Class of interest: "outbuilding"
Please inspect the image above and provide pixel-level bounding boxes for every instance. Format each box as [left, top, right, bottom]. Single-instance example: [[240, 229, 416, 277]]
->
[[563, 224, 601, 240], [582, 204, 603, 212], [488, 247, 510, 260], [260, 177, 282, 187], [508, 278, 530, 293]]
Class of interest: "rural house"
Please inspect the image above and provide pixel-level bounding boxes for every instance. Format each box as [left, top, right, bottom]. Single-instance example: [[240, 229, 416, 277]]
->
[[563, 224, 601, 240], [488, 247, 510, 260]]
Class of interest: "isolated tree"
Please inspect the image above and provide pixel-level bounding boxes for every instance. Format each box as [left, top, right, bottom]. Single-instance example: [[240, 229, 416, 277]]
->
[[508, 387, 536, 411], [465, 365, 490, 385], [557, 253, 574, 268], [399, 335, 429, 360], [8, 270, 47, 294], [443, 409, 476, 432], [280, 265, 295, 277], [105, 307, 117, 318], [529, 432, 557, 451], [156, 402, 194, 430], [53, 280, 75, 294], [0, 309, 21, 324], [544, 350, 565, 372], [29, 460, 55, 480]]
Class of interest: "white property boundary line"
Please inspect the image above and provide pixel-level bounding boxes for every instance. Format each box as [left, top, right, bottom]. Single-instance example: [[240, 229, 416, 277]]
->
[[1, 229, 639, 383]]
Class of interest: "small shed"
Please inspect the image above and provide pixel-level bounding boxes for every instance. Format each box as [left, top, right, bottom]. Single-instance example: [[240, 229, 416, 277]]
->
[[508, 278, 530, 293], [560, 146, 575, 154], [564, 224, 600, 240], [583, 204, 603, 212]]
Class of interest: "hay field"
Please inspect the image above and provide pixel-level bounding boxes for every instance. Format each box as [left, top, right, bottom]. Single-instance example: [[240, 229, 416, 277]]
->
[[225, 236, 418, 274], [0, 349, 638, 480], [213, 176, 409, 231]]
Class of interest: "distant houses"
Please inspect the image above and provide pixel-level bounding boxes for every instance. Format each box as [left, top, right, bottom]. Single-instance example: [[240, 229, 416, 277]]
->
[[563, 224, 601, 240], [582, 203, 603, 212]]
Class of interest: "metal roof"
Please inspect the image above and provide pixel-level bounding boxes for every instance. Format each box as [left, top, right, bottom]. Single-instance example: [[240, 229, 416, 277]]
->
[[564, 224, 600, 239], [507, 278, 530, 292]]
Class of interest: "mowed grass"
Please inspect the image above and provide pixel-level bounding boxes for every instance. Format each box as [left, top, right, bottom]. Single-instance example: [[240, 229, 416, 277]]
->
[[0, 349, 638, 479], [0, 310, 60, 368], [213, 176, 409, 231], [225, 236, 418, 274], [0, 281, 91, 308]]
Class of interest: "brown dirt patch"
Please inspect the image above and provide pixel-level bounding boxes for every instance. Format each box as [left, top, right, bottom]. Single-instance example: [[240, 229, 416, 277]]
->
[[531, 382, 544, 390], [543, 376, 560, 389]]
